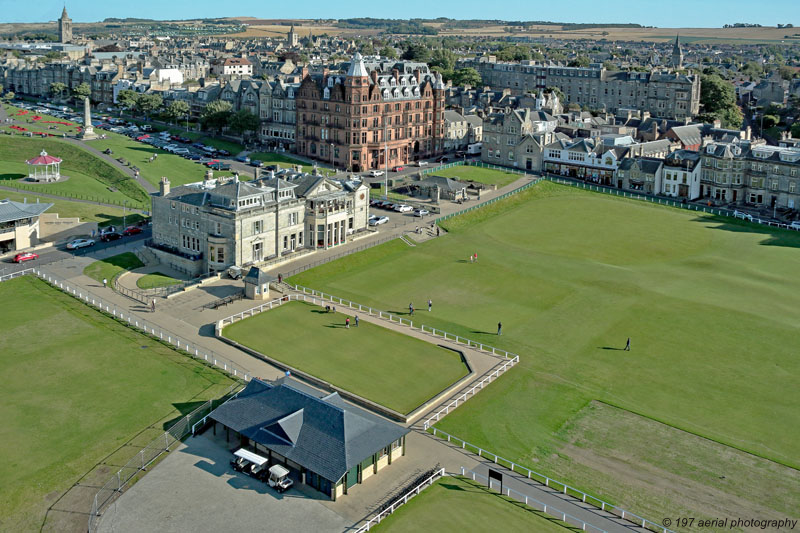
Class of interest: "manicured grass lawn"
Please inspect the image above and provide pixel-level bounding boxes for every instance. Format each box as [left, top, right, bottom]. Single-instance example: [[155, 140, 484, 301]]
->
[[0, 276, 235, 532], [290, 182, 800, 517], [0, 189, 146, 228], [223, 301, 469, 414], [371, 476, 571, 533], [432, 165, 523, 187], [90, 132, 235, 188], [1, 104, 81, 135], [136, 271, 182, 289], [83, 252, 144, 284], [0, 136, 148, 206], [247, 151, 328, 173]]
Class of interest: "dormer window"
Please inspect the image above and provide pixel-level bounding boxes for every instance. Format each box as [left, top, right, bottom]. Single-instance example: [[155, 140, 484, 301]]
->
[[401, 77, 407, 86], [323, 87, 330, 100], [390, 78, 396, 87]]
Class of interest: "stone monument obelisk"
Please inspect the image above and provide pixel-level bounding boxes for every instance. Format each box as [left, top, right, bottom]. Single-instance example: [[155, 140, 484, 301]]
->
[[79, 97, 98, 140]]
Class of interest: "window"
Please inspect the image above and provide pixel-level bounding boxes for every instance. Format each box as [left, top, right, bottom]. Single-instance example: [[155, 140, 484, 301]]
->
[[252, 220, 263, 234], [289, 212, 298, 225], [252, 241, 263, 262]]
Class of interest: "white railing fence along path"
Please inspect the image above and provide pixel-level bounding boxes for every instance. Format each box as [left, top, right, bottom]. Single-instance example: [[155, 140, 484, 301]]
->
[[428, 428, 674, 533], [354, 468, 446, 532], [421, 356, 518, 430], [462, 467, 607, 533]]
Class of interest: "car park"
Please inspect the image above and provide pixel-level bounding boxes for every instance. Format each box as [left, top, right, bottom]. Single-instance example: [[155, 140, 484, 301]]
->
[[369, 169, 385, 177], [394, 204, 413, 213], [413, 208, 430, 217], [13, 252, 39, 263], [66, 238, 95, 250], [369, 215, 390, 226], [733, 210, 754, 221]]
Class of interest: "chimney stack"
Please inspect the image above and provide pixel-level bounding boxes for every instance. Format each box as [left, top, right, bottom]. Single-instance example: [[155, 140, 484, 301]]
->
[[159, 176, 170, 196]]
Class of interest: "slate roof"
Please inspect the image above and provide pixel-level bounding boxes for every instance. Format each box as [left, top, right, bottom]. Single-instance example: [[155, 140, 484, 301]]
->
[[420, 175, 468, 192], [209, 379, 409, 483], [0, 198, 53, 224], [668, 125, 702, 146], [244, 266, 273, 285]]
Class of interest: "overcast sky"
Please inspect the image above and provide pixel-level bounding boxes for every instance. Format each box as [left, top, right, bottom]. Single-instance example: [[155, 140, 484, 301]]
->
[[2, 0, 798, 27]]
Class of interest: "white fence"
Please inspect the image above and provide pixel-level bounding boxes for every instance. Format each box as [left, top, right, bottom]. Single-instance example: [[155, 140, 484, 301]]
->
[[422, 356, 518, 430], [462, 467, 607, 533], [0, 268, 34, 282], [354, 468, 446, 532], [429, 428, 674, 533]]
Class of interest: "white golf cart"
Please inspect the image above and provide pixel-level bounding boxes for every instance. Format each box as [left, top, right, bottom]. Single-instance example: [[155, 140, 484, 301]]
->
[[268, 464, 294, 493]]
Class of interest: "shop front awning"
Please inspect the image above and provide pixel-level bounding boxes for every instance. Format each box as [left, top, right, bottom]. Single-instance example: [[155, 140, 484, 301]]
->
[[234, 448, 269, 466]]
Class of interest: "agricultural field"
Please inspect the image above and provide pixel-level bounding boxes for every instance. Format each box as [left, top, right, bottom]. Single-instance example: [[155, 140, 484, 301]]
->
[[290, 181, 800, 522], [223, 300, 469, 414], [0, 275, 236, 532], [371, 476, 570, 533]]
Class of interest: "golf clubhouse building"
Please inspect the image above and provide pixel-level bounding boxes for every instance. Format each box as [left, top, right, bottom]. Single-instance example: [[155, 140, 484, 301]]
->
[[208, 378, 410, 500]]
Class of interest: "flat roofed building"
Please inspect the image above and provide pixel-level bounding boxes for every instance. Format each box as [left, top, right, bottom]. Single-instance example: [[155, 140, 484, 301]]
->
[[0, 198, 52, 254]]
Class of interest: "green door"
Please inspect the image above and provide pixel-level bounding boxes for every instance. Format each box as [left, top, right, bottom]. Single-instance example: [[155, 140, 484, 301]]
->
[[346, 465, 358, 489]]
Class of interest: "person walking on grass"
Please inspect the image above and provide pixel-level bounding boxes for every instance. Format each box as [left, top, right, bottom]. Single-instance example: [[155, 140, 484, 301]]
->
[[102, 277, 107, 288], [409, 302, 414, 316], [497, 322, 502, 336], [624, 337, 631, 351], [346, 317, 350, 329], [428, 298, 432, 312], [474, 252, 478, 263], [355, 315, 359, 327]]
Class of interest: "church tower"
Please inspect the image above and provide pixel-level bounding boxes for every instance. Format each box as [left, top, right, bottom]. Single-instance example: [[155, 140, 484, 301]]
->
[[58, 6, 73, 44], [287, 25, 299, 47], [670, 35, 683, 70]]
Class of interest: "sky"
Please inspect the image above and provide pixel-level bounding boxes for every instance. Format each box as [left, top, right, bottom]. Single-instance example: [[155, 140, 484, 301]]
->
[[1, 0, 798, 27]]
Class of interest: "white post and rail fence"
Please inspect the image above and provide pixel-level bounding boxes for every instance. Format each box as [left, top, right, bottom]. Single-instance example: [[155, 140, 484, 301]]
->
[[354, 468, 446, 532]]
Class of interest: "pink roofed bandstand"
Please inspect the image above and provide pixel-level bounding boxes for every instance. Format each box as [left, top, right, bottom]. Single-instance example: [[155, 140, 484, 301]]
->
[[26, 150, 62, 183]]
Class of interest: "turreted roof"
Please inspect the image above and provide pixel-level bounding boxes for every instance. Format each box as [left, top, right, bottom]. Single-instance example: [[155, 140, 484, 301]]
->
[[346, 52, 368, 78]]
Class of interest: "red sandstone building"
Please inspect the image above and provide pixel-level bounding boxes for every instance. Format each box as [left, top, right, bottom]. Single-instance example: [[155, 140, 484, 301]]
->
[[296, 53, 446, 172]]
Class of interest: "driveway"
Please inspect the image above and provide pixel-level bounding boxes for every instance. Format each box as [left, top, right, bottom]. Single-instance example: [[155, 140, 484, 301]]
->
[[96, 435, 350, 533]]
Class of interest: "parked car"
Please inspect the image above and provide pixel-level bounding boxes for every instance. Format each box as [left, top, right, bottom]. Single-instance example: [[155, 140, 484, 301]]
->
[[369, 169, 385, 177], [235, 155, 250, 163], [140, 124, 153, 132], [733, 210, 754, 221], [268, 465, 293, 493], [216, 149, 231, 157], [416, 161, 429, 167], [210, 162, 232, 171], [435, 155, 449, 163], [392, 165, 405, 172], [413, 208, 430, 217], [13, 252, 39, 263], [123, 226, 143, 236], [227, 265, 243, 280], [789, 221, 800, 230], [394, 204, 413, 213], [249, 160, 264, 167], [369, 216, 390, 226], [66, 238, 95, 249], [100, 232, 123, 242], [100, 226, 117, 235]]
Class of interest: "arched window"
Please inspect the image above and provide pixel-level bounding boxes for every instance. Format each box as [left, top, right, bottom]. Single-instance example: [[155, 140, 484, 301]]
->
[[327, 77, 334, 87], [323, 87, 330, 99]]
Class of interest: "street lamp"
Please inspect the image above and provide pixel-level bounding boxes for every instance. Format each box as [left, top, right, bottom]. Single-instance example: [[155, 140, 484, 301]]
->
[[122, 200, 127, 230], [330, 142, 334, 171], [383, 122, 389, 200]]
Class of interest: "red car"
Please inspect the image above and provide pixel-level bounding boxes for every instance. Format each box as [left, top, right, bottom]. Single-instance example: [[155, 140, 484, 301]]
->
[[123, 226, 143, 236], [392, 165, 405, 172], [13, 252, 39, 263]]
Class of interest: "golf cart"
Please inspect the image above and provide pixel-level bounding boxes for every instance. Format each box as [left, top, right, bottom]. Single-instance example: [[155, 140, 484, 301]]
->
[[268, 464, 293, 493], [227, 265, 243, 280]]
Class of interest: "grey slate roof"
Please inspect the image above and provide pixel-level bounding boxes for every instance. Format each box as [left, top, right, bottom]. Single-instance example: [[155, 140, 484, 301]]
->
[[420, 175, 468, 192], [209, 379, 409, 483], [0, 198, 53, 224], [244, 266, 274, 285]]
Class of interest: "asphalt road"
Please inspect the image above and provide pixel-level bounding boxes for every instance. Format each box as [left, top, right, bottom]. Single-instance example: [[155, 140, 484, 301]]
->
[[0, 229, 150, 278]]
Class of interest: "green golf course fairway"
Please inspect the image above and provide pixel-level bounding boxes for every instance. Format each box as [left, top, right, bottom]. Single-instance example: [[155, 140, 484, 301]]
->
[[371, 476, 571, 533], [0, 276, 235, 532], [223, 301, 470, 414], [290, 181, 800, 517]]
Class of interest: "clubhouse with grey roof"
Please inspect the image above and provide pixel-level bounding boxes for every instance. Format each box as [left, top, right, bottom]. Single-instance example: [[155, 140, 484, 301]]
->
[[208, 378, 409, 500], [0, 198, 52, 254]]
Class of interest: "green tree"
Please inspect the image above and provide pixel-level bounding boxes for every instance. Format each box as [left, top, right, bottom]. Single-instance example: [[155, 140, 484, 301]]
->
[[200, 99, 233, 133], [164, 100, 190, 125], [49, 82, 67, 101], [699, 74, 743, 129], [227, 109, 260, 139], [72, 82, 91, 103], [762, 114, 780, 129], [451, 67, 481, 87], [568, 56, 590, 68], [117, 89, 140, 115], [3, 91, 14, 102], [135, 94, 163, 117], [361, 42, 375, 55], [379, 45, 397, 59], [429, 48, 457, 72], [778, 65, 796, 81], [547, 86, 565, 102], [402, 42, 430, 62]]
